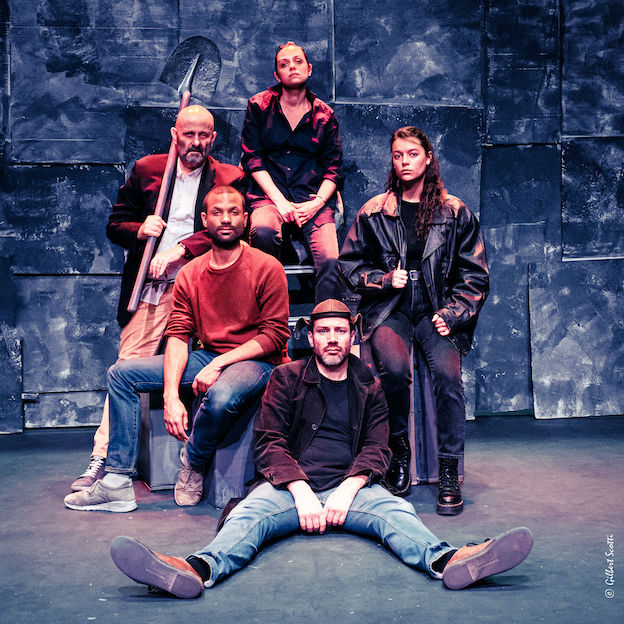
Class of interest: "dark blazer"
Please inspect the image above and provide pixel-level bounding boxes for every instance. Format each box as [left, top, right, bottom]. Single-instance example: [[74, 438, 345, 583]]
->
[[106, 154, 245, 328], [253, 355, 391, 489], [339, 191, 489, 354]]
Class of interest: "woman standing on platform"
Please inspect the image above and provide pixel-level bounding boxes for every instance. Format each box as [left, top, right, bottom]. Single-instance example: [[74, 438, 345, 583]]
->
[[241, 41, 344, 303], [339, 126, 489, 514]]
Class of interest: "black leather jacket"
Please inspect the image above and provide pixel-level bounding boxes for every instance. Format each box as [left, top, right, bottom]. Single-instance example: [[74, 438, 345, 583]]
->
[[339, 191, 489, 354]]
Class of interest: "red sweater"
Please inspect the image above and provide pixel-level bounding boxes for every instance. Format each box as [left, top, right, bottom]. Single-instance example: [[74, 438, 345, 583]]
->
[[165, 244, 290, 364]]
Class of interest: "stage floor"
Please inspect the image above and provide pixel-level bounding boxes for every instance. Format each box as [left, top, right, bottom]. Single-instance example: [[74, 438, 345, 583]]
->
[[1, 415, 622, 623]]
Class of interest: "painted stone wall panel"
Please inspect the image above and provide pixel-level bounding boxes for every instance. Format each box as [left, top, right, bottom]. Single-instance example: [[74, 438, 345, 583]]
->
[[178, 0, 333, 107], [480, 144, 561, 257], [1, 2, 8, 158], [529, 260, 624, 418], [0, 164, 125, 275], [24, 390, 105, 428], [11, 0, 180, 110], [467, 223, 545, 415], [562, 0, 624, 136], [485, 0, 560, 143], [562, 138, 624, 259], [10, 0, 178, 29], [0, 258, 23, 433], [17, 276, 121, 393], [335, 0, 482, 107], [336, 104, 482, 232], [0, 333, 22, 433], [9, 26, 128, 163]]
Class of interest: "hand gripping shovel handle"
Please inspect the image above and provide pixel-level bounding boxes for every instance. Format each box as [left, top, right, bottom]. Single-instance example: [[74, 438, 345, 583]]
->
[[127, 56, 199, 314]]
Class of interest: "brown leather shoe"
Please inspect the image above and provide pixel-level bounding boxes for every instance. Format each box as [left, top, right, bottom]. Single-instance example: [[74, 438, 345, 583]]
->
[[442, 527, 533, 589], [110, 536, 204, 598]]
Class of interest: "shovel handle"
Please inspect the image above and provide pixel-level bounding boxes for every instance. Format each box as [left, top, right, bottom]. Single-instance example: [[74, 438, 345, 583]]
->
[[126, 90, 193, 314]]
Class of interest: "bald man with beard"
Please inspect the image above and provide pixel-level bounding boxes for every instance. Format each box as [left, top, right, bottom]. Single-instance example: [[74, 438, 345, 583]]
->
[[69, 105, 245, 494]]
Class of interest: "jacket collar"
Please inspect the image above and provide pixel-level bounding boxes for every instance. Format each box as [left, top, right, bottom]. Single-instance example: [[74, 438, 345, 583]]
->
[[370, 191, 447, 222]]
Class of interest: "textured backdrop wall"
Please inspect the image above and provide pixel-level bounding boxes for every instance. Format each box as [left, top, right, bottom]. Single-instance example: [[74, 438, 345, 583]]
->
[[1, 0, 623, 432]]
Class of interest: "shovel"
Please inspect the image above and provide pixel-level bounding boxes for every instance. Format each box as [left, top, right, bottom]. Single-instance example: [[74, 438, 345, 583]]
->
[[126, 37, 222, 314], [160, 35, 222, 102]]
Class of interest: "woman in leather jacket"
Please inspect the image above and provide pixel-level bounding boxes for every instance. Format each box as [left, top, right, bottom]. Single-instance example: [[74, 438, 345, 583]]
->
[[339, 126, 489, 514]]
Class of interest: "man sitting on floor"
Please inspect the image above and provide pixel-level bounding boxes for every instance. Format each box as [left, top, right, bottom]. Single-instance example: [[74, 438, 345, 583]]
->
[[64, 185, 290, 512], [108, 299, 533, 593]]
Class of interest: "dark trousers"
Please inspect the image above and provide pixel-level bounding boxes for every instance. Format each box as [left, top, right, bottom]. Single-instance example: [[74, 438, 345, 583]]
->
[[369, 285, 465, 459]]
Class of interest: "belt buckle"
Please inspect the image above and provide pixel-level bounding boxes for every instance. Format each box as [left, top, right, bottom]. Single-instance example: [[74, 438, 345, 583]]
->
[[409, 270, 420, 281]]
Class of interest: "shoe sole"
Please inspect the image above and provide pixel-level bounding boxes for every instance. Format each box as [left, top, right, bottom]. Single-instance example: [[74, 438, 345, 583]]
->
[[436, 500, 464, 515], [443, 527, 533, 590], [64, 500, 137, 512], [110, 536, 203, 599]]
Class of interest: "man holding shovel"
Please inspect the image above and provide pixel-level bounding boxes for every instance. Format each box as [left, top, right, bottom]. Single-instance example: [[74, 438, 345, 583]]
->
[[69, 104, 245, 492]]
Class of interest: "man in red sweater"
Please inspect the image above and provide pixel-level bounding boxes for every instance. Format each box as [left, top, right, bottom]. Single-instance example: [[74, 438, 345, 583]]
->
[[64, 185, 290, 512]]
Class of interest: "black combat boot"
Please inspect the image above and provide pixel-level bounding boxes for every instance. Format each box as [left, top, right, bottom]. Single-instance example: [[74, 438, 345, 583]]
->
[[383, 432, 411, 496], [437, 457, 463, 515]]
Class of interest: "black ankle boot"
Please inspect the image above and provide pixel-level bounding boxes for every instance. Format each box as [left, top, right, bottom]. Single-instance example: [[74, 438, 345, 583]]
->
[[383, 433, 411, 497], [437, 457, 463, 515]]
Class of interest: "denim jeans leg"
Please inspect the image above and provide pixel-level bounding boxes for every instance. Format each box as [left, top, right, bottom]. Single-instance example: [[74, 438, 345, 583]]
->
[[105, 351, 212, 474], [336, 484, 455, 579], [192, 482, 300, 586], [249, 202, 283, 258], [412, 317, 465, 458], [186, 359, 275, 467], [301, 214, 342, 302], [369, 312, 414, 435]]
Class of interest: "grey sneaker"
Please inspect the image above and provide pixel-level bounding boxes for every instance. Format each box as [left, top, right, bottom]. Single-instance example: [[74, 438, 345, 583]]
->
[[71, 456, 106, 491], [64, 478, 137, 512], [174, 445, 204, 507]]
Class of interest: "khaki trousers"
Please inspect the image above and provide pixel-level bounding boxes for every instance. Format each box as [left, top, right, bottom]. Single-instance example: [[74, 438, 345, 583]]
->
[[91, 285, 174, 458]]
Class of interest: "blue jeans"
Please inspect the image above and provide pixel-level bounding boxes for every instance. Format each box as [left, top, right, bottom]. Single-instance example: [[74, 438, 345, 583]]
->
[[193, 482, 455, 586], [105, 350, 274, 474]]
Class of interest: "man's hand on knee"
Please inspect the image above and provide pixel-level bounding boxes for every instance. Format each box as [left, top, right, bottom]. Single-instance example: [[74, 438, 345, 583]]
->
[[324, 475, 368, 527], [288, 480, 327, 534], [192, 360, 224, 395]]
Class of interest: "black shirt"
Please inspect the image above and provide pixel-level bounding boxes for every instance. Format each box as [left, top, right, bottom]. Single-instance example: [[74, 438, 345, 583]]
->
[[297, 376, 353, 491], [400, 199, 426, 272], [399, 199, 433, 318]]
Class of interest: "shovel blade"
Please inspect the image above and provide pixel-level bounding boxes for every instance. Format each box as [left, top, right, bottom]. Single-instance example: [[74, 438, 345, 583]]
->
[[160, 36, 222, 102]]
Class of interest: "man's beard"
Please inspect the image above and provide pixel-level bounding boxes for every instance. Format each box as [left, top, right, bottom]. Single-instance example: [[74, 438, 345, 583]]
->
[[315, 347, 348, 369], [179, 147, 206, 170], [209, 228, 243, 250]]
